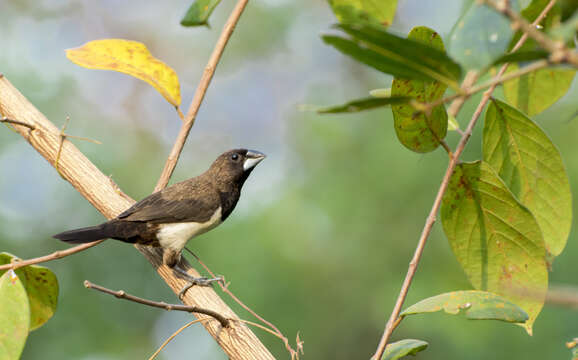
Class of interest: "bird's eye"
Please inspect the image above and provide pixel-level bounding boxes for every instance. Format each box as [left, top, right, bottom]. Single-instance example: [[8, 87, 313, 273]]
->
[[231, 153, 239, 161]]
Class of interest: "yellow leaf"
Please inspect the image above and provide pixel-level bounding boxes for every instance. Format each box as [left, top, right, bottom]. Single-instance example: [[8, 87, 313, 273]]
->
[[66, 39, 181, 107]]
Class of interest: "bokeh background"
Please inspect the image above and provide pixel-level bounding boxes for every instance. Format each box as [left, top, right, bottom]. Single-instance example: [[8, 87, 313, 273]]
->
[[1, 0, 577, 359]]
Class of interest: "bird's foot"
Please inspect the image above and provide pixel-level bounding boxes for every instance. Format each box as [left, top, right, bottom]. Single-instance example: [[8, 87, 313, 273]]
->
[[177, 275, 224, 299], [173, 266, 224, 299]]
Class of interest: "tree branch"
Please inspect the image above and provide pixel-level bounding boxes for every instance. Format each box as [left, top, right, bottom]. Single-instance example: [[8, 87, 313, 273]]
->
[[154, 0, 249, 192], [0, 241, 103, 271], [371, 1, 559, 358], [84, 280, 230, 327], [0, 75, 274, 359]]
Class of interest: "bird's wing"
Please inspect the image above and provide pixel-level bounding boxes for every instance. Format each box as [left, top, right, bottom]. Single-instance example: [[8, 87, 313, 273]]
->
[[117, 186, 219, 224]]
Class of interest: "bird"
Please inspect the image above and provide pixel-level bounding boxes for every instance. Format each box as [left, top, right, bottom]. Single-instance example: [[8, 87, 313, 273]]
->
[[54, 149, 265, 296]]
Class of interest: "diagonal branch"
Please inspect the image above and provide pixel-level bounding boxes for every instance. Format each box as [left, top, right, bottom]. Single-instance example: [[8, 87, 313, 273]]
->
[[154, 0, 249, 192], [371, 1, 558, 359], [0, 74, 274, 359]]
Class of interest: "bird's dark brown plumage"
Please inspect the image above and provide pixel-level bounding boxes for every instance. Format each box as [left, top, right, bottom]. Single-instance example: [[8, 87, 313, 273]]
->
[[53, 149, 265, 268]]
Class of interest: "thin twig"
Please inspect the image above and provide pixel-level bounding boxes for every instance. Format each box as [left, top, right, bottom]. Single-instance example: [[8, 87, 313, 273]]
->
[[371, 1, 558, 359], [0, 116, 35, 130], [0, 241, 103, 271], [54, 117, 70, 177], [84, 280, 229, 328], [154, 0, 249, 192], [423, 59, 550, 112], [485, 0, 578, 66], [184, 247, 300, 359], [148, 318, 209, 360]]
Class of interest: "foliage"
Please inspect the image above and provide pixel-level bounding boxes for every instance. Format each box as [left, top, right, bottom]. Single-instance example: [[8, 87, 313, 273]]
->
[[181, 0, 223, 27], [322, 0, 576, 344], [0, 271, 29, 360], [381, 339, 428, 360], [401, 290, 529, 323]]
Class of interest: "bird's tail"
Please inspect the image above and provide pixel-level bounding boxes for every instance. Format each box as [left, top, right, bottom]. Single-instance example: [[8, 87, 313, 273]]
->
[[53, 224, 108, 244]]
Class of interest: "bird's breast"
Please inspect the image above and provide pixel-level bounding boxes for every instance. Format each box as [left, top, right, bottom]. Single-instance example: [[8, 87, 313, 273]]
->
[[156, 206, 222, 251]]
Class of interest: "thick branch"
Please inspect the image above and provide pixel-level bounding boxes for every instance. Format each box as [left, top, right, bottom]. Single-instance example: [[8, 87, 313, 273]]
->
[[84, 280, 230, 328], [0, 75, 274, 359], [154, 0, 249, 191]]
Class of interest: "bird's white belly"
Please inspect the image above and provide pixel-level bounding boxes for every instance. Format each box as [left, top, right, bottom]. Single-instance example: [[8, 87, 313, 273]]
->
[[157, 207, 222, 251]]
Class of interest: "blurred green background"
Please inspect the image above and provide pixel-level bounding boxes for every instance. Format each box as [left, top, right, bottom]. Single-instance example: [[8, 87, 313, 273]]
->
[[1, 0, 576, 359]]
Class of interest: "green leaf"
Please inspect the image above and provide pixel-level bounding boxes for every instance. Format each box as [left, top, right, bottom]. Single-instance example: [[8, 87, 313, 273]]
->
[[483, 99, 572, 256], [382, 339, 428, 360], [441, 161, 548, 334], [549, 11, 578, 42], [503, 63, 576, 116], [181, 0, 222, 27], [324, 23, 462, 88], [0, 271, 30, 359], [391, 26, 448, 153], [489, 50, 549, 67], [317, 96, 410, 114], [401, 290, 529, 323], [448, 0, 516, 70], [0, 253, 59, 331], [322, 35, 428, 80], [328, 0, 397, 26]]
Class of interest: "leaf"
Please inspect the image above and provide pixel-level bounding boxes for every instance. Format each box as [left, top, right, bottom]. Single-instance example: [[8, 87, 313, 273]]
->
[[448, 0, 516, 70], [66, 39, 181, 107], [391, 26, 448, 153], [489, 50, 549, 67], [441, 161, 548, 334], [401, 290, 529, 323], [369, 88, 391, 98], [382, 339, 428, 360], [549, 12, 578, 42], [181, 0, 222, 27], [328, 0, 397, 27], [483, 99, 572, 256], [324, 23, 462, 88], [503, 63, 576, 116], [322, 35, 426, 80], [317, 96, 410, 114], [0, 271, 30, 360], [0, 253, 59, 331]]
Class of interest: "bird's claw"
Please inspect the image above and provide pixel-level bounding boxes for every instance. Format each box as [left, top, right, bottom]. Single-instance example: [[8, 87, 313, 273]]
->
[[177, 275, 225, 299]]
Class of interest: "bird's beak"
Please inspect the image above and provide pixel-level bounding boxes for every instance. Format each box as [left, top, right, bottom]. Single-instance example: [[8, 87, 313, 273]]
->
[[243, 150, 266, 171]]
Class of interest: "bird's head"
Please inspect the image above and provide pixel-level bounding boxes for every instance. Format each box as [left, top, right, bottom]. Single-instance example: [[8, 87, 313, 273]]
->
[[209, 149, 266, 187]]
